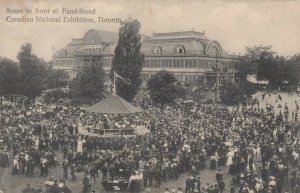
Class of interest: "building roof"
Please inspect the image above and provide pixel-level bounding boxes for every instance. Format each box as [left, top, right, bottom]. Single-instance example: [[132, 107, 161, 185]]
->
[[83, 29, 118, 45], [141, 31, 224, 56], [68, 38, 83, 46], [151, 31, 208, 41], [53, 46, 79, 58], [86, 94, 142, 114], [53, 29, 229, 59]]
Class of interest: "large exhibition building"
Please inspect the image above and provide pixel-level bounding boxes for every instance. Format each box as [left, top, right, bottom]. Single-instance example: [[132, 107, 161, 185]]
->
[[52, 28, 238, 86]]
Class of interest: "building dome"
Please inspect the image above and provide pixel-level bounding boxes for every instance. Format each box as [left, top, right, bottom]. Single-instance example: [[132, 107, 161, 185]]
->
[[83, 29, 118, 45]]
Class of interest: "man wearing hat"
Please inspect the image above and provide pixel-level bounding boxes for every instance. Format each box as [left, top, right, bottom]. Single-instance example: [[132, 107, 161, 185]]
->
[[71, 163, 76, 182], [218, 179, 225, 193], [216, 169, 223, 183], [269, 176, 276, 193], [83, 174, 91, 193], [185, 175, 193, 193], [290, 173, 296, 193], [191, 176, 201, 193]]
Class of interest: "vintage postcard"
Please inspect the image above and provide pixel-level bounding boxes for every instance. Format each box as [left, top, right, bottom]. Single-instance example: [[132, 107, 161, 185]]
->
[[0, 0, 300, 193]]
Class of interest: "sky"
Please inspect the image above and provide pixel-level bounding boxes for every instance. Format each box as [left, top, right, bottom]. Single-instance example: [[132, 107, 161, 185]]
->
[[0, 0, 299, 61]]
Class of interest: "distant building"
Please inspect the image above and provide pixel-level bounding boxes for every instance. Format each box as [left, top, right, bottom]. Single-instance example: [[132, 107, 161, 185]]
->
[[52, 29, 118, 80], [52, 28, 238, 85]]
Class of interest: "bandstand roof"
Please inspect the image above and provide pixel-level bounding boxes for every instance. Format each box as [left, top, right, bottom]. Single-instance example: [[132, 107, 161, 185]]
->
[[86, 94, 142, 114]]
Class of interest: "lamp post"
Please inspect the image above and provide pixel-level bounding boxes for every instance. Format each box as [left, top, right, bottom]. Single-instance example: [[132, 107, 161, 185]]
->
[[212, 53, 220, 104]]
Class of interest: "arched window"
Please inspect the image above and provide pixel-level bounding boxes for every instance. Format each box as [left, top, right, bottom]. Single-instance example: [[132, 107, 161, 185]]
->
[[174, 46, 185, 54], [151, 46, 162, 55], [178, 47, 184, 54], [207, 46, 219, 56], [151, 47, 155, 54]]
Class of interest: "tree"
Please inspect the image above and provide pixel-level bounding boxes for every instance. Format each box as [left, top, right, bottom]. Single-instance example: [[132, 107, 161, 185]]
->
[[17, 43, 48, 101], [147, 70, 185, 108], [240, 82, 256, 97], [235, 55, 257, 82], [70, 63, 105, 105], [111, 18, 144, 101], [0, 57, 19, 102], [220, 83, 246, 106], [192, 87, 206, 103], [46, 67, 70, 89], [237, 45, 291, 89], [244, 46, 286, 88], [285, 54, 300, 86], [220, 82, 255, 106]]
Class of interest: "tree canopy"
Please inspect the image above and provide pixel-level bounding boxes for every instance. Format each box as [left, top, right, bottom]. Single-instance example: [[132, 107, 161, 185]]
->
[[285, 54, 300, 86], [46, 67, 70, 89], [70, 63, 105, 105], [147, 70, 185, 108], [235, 55, 257, 82], [17, 43, 48, 100], [236, 46, 298, 88], [0, 57, 19, 100], [220, 82, 255, 106], [111, 18, 144, 101]]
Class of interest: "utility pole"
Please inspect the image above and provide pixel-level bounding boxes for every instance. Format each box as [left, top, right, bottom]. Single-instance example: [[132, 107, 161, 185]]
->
[[214, 53, 219, 104]]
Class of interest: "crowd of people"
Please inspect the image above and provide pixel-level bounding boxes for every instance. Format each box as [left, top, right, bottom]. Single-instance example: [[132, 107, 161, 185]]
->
[[0, 90, 299, 193]]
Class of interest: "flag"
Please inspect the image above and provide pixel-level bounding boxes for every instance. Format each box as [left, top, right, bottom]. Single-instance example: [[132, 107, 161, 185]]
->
[[115, 72, 131, 85]]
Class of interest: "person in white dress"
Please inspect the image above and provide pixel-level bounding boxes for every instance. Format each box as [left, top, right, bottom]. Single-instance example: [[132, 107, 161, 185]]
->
[[256, 144, 262, 162], [292, 150, 299, 167], [34, 137, 39, 150], [226, 149, 234, 166], [12, 157, 19, 175], [77, 138, 83, 153]]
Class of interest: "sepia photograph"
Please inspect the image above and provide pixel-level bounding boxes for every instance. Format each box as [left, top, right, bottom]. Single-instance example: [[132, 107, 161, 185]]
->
[[0, 0, 300, 192]]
